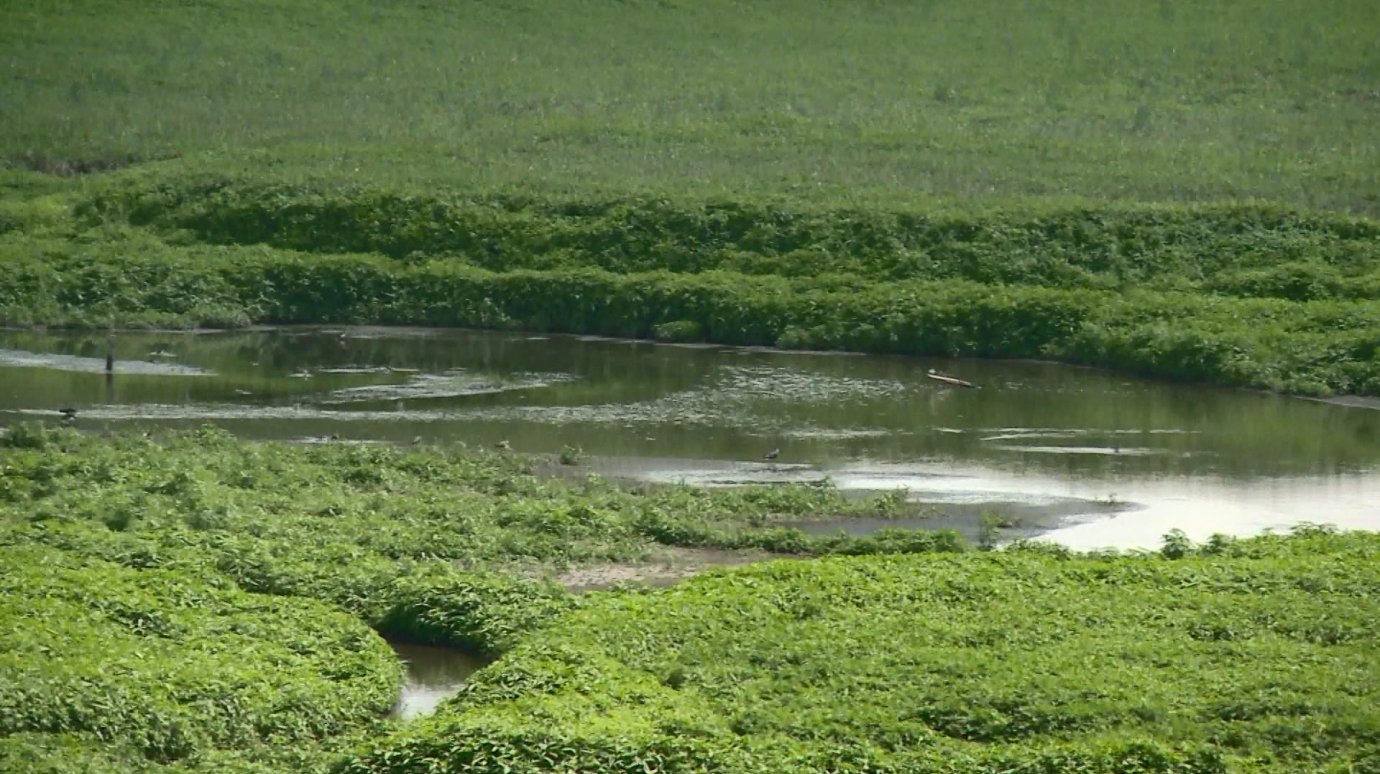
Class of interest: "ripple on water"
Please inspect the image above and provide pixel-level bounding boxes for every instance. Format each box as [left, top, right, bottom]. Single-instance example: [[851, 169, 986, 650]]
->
[[14, 404, 457, 422], [978, 427, 1198, 442], [992, 445, 1165, 456]]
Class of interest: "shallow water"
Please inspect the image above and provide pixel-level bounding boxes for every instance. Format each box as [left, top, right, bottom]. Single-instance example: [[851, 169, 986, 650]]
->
[[3, 326, 1379, 549], [387, 641, 485, 720]]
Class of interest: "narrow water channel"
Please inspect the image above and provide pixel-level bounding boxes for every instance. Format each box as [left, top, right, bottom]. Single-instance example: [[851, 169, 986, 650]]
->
[[3, 326, 1379, 549], [387, 641, 485, 720]]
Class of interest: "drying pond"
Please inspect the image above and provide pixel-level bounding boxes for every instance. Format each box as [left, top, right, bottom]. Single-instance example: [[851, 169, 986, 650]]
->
[[3, 326, 1379, 550]]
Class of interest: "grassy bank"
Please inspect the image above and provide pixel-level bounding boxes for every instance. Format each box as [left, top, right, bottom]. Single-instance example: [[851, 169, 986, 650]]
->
[[0, 425, 949, 647], [342, 528, 1380, 773], [4, 429, 1378, 771]]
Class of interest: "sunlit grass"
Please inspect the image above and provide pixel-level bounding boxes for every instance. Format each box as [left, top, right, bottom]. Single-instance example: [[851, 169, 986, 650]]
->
[[3, 0, 1378, 211], [346, 528, 1380, 773]]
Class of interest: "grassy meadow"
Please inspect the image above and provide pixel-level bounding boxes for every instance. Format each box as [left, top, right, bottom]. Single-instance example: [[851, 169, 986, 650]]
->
[[2, 0, 1378, 209], [5, 0, 1380, 771]]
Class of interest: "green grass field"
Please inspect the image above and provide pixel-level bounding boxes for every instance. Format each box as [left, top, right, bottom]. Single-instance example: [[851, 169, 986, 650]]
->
[[3, 0, 1378, 211]]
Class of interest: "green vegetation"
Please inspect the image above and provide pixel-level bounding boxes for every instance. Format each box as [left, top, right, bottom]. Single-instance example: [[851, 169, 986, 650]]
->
[[3, 429, 1379, 771], [4, 182, 1380, 394], [2, 0, 1377, 210], [5, 0, 1380, 770], [343, 527, 1380, 773], [0, 426, 954, 769], [2, 0, 1380, 396], [0, 544, 398, 772]]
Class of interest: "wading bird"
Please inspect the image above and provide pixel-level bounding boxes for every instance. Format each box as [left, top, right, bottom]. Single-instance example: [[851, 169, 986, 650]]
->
[[763, 448, 780, 461], [58, 408, 77, 422]]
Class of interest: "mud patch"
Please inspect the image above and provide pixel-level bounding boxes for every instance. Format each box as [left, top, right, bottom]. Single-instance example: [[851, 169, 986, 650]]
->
[[552, 546, 777, 593]]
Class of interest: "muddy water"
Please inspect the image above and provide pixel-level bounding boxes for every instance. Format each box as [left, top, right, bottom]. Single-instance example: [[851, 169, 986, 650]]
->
[[387, 641, 485, 720], [3, 326, 1380, 550]]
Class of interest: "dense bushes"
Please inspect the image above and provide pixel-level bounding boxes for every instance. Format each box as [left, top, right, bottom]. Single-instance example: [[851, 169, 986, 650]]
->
[[81, 178, 1380, 293], [6, 236, 1379, 392]]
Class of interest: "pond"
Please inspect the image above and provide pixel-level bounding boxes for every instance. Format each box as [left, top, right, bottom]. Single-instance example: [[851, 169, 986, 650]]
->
[[3, 325, 1379, 550]]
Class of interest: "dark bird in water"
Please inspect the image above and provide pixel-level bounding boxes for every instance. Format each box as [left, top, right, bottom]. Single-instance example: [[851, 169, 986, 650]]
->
[[763, 448, 780, 461], [495, 440, 511, 450], [58, 408, 78, 421], [926, 368, 979, 389]]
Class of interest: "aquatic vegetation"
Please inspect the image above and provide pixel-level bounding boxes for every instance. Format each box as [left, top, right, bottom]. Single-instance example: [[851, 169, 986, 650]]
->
[[343, 528, 1380, 773]]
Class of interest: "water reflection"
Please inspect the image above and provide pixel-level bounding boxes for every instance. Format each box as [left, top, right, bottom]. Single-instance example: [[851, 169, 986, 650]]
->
[[387, 641, 485, 720], [3, 326, 1379, 548]]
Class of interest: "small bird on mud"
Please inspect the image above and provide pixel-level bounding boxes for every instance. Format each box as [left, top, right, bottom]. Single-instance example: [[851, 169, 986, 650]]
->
[[58, 408, 78, 422], [495, 440, 511, 451], [763, 448, 780, 461]]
